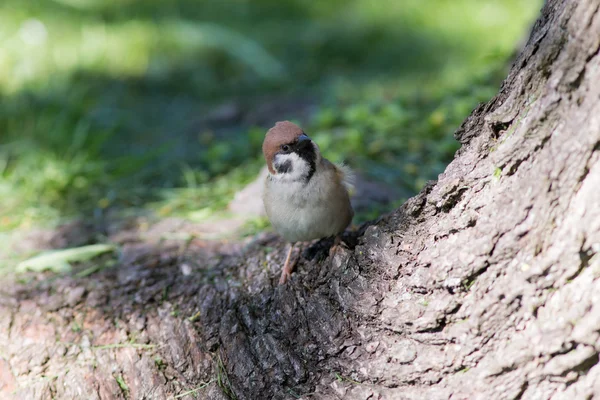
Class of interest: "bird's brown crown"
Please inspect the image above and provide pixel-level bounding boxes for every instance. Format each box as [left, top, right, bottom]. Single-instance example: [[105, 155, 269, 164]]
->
[[262, 121, 305, 174]]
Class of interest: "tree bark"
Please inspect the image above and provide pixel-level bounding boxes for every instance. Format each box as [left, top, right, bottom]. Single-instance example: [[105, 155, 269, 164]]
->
[[1, 0, 600, 399]]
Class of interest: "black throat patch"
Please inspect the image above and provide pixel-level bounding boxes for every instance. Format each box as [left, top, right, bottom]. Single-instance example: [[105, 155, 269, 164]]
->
[[295, 143, 316, 183], [277, 159, 293, 174], [273, 136, 317, 183]]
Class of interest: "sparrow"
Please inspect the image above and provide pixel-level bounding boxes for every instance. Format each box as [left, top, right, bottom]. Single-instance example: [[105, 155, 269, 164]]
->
[[262, 121, 354, 284]]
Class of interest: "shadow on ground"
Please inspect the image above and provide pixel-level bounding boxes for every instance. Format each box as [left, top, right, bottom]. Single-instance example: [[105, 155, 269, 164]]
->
[[0, 209, 382, 398]]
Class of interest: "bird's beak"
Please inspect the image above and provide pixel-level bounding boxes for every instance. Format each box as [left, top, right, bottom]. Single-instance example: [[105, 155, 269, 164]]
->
[[297, 134, 311, 148]]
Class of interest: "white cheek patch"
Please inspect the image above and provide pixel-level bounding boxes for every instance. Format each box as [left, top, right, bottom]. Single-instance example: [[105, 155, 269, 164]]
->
[[272, 152, 310, 182]]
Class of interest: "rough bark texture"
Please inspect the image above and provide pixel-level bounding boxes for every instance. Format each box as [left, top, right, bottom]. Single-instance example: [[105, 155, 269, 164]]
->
[[1, 0, 600, 399]]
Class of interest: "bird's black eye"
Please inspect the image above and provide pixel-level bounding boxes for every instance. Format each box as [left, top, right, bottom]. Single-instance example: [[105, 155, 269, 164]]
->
[[281, 144, 290, 152]]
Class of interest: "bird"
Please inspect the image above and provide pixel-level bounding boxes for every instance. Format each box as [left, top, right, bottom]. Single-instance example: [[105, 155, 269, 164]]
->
[[262, 121, 354, 284]]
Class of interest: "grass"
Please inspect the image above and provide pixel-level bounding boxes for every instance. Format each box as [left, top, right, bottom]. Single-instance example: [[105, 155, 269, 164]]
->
[[173, 380, 214, 399], [58, 340, 157, 350], [334, 371, 361, 385], [0, 0, 543, 234], [91, 342, 156, 350], [216, 353, 237, 400], [114, 374, 129, 395]]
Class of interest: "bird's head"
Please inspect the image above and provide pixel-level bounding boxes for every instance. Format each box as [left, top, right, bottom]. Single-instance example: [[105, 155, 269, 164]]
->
[[262, 121, 319, 182]]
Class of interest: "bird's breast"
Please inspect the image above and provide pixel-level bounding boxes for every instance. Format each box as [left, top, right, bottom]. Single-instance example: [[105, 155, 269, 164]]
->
[[263, 169, 353, 242]]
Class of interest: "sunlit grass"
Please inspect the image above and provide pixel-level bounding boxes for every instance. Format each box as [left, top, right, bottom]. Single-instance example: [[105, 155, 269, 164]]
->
[[0, 0, 543, 232], [0, 0, 539, 93], [0, 18, 284, 93]]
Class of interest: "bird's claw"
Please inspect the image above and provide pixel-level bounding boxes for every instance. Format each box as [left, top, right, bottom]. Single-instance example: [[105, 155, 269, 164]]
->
[[328, 245, 338, 258], [329, 235, 345, 258]]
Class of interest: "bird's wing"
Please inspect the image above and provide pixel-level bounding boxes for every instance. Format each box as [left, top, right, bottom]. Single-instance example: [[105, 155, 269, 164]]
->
[[322, 159, 355, 196]]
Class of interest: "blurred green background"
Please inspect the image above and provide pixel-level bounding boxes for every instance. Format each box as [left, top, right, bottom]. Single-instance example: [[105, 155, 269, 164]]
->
[[0, 0, 542, 233]]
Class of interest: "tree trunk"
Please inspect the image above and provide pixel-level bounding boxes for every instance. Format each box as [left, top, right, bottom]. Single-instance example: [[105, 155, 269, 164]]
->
[[2, 0, 600, 399]]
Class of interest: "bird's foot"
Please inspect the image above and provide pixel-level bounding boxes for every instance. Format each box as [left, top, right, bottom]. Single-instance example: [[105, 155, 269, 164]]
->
[[279, 244, 296, 285], [279, 265, 293, 285], [328, 235, 345, 258]]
